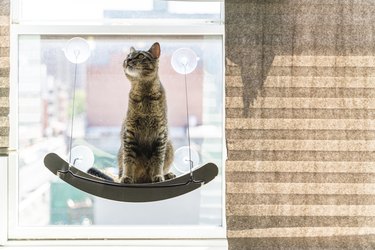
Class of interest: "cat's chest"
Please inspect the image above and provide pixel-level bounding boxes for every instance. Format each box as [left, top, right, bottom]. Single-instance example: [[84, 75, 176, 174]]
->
[[127, 104, 166, 130], [127, 115, 165, 144], [136, 99, 160, 111], [130, 95, 164, 114]]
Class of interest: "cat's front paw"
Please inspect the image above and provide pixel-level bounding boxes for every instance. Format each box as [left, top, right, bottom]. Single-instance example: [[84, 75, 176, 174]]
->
[[120, 175, 134, 184], [152, 175, 164, 183], [164, 172, 176, 180]]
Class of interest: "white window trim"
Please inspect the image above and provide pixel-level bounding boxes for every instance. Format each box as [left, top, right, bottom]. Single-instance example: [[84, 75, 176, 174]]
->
[[4, 239, 228, 249], [4, 7, 227, 247], [0, 157, 7, 246]]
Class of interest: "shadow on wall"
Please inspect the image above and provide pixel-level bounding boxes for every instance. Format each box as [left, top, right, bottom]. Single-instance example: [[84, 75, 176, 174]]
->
[[225, 1, 290, 117], [225, 0, 367, 117]]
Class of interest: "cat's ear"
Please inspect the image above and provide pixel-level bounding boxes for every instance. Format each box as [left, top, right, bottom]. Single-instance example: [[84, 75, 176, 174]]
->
[[148, 42, 160, 59], [129, 47, 136, 53]]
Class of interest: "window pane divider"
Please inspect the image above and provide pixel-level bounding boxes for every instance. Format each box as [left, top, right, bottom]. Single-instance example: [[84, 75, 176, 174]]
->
[[12, 24, 224, 36]]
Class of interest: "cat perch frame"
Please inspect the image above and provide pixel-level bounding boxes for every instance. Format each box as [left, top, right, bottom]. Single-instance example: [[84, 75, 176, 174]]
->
[[44, 152, 218, 202]]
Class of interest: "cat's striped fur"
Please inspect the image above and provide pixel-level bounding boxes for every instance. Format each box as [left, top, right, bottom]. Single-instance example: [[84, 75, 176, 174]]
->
[[88, 42, 175, 183]]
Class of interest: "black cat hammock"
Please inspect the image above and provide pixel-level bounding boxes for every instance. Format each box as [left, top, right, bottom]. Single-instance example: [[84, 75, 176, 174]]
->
[[44, 153, 218, 202], [43, 39, 219, 202]]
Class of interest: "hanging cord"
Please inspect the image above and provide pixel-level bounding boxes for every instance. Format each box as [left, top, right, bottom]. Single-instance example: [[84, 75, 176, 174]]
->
[[68, 50, 80, 164], [183, 64, 194, 182]]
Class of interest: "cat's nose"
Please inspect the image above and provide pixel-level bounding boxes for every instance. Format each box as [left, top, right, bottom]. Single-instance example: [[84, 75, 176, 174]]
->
[[123, 60, 133, 67], [127, 60, 135, 66]]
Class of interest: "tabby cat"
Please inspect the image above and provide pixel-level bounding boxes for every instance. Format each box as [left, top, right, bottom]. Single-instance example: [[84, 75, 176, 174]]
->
[[88, 42, 175, 183]]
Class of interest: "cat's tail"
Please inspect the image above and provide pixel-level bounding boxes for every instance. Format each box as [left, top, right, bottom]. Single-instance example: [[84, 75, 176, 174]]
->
[[87, 167, 115, 182]]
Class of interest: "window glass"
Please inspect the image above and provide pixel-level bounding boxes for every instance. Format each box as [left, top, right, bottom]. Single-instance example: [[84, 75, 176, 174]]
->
[[18, 35, 224, 227], [18, 0, 221, 24]]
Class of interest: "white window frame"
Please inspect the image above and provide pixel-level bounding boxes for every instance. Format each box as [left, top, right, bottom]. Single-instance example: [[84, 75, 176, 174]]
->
[[2, 1, 227, 247]]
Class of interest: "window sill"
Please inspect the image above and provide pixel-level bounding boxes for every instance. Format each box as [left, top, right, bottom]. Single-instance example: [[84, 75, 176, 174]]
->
[[2, 239, 228, 249]]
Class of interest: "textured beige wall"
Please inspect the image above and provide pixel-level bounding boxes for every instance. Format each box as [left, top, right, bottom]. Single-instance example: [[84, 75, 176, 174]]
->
[[226, 0, 375, 249], [0, 0, 9, 149]]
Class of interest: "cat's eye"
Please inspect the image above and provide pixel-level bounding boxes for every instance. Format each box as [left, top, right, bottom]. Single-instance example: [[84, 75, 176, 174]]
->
[[138, 54, 145, 59]]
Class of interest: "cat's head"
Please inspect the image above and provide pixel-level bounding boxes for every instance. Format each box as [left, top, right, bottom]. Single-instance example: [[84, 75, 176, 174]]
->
[[123, 42, 160, 80]]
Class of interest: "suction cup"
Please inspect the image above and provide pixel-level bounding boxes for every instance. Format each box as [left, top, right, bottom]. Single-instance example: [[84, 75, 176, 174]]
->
[[171, 48, 198, 74], [69, 145, 95, 172], [173, 146, 200, 174], [63, 37, 91, 64]]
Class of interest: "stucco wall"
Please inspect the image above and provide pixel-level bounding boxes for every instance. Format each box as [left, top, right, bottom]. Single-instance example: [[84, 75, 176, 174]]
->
[[226, 0, 375, 248], [0, 0, 9, 149]]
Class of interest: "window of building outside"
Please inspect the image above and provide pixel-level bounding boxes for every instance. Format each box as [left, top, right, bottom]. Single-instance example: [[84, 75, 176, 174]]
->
[[7, 0, 225, 240]]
